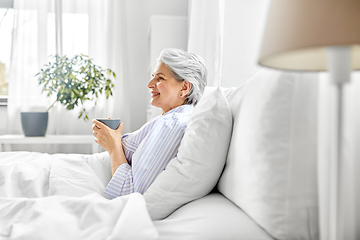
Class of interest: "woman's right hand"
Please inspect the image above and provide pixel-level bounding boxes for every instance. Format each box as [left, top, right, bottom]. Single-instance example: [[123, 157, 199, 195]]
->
[[93, 120, 128, 175], [92, 120, 123, 154]]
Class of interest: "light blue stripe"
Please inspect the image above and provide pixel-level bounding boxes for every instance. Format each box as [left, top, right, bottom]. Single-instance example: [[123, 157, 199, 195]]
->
[[104, 104, 193, 198]]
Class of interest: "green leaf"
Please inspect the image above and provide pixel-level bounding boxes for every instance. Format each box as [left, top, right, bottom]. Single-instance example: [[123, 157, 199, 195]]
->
[[36, 53, 115, 122], [66, 104, 74, 110]]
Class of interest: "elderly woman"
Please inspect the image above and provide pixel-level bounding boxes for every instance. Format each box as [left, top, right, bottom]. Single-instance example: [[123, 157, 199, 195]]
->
[[92, 48, 207, 198]]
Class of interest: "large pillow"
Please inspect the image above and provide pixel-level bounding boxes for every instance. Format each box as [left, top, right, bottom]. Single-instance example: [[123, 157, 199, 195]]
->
[[218, 69, 319, 240], [143, 87, 232, 220]]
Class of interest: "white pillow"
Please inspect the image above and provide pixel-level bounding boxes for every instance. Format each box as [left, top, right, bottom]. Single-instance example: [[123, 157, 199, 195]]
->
[[143, 87, 232, 220], [218, 69, 319, 240]]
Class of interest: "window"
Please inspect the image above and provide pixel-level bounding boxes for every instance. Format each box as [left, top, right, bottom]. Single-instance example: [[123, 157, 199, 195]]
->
[[0, 0, 14, 105], [0, 0, 90, 107]]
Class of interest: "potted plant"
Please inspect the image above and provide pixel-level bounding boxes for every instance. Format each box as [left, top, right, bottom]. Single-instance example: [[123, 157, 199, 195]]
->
[[21, 54, 115, 137]]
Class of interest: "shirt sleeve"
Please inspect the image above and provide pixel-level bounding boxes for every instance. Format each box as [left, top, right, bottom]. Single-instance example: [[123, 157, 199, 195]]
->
[[104, 116, 186, 198], [104, 163, 134, 198]]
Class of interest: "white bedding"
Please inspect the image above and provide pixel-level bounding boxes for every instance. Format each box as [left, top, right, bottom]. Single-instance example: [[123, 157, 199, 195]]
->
[[154, 193, 274, 240], [0, 151, 158, 240]]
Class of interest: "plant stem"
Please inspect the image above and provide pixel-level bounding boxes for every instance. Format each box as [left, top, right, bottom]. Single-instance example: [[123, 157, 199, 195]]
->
[[46, 100, 57, 112]]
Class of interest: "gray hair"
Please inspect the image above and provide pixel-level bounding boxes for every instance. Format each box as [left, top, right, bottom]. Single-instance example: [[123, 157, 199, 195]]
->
[[158, 48, 207, 106]]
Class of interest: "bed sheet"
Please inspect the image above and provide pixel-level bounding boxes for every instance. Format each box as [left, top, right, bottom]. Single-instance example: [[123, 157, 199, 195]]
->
[[0, 151, 158, 240], [154, 193, 274, 240]]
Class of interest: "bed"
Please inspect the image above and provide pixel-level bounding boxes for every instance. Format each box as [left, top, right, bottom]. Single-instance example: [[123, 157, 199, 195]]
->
[[0, 69, 319, 240]]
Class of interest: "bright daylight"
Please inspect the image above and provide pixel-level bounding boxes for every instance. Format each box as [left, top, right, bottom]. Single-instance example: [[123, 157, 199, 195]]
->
[[0, 8, 13, 96], [0, 1, 360, 240]]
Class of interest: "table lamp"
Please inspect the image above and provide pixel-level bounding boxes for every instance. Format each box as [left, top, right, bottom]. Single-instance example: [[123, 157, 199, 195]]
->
[[257, 1, 360, 240]]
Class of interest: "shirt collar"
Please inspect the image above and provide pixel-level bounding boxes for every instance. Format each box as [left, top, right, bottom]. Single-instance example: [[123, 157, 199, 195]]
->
[[162, 104, 193, 116]]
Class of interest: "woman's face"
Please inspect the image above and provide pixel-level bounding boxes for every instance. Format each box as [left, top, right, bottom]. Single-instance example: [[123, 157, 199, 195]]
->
[[148, 61, 188, 114]]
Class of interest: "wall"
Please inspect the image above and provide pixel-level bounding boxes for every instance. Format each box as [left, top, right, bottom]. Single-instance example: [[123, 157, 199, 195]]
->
[[187, 0, 269, 88], [147, 16, 188, 121], [1, 0, 189, 137], [124, 0, 189, 131], [221, 0, 269, 87]]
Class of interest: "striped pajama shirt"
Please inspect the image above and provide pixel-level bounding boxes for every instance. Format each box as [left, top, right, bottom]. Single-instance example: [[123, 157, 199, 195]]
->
[[104, 104, 193, 198]]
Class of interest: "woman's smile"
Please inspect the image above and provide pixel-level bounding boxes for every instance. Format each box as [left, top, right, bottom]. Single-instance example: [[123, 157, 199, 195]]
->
[[147, 61, 187, 113], [151, 91, 160, 98]]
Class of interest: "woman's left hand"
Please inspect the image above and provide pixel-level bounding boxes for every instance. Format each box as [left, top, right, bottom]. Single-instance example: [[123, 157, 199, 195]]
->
[[92, 119, 123, 154]]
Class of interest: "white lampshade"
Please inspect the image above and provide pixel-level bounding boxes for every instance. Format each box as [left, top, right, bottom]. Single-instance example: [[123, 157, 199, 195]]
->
[[258, 1, 360, 71]]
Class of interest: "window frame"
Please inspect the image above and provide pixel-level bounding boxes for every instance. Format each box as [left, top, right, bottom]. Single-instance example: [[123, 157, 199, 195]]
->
[[0, 0, 13, 106], [0, 96, 7, 107], [0, 0, 13, 8]]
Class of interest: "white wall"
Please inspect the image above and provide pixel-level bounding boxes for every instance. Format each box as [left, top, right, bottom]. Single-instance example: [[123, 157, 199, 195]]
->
[[221, 0, 269, 87], [187, 0, 269, 88], [124, 0, 189, 131], [1, 0, 189, 137], [2, 0, 269, 135]]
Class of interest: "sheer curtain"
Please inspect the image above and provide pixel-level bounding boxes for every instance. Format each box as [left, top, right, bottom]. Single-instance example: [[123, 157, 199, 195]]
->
[[345, 73, 360, 238], [318, 72, 360, 239], [187, 0, 224, 87], [7, 0, 53, 135], [188, 0, 268, 88], [7, 0, 130, 153], [188, 0, 360, 238]]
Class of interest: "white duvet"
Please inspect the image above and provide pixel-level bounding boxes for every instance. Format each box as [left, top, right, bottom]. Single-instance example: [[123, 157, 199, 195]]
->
[[0, 151, 158, 240]]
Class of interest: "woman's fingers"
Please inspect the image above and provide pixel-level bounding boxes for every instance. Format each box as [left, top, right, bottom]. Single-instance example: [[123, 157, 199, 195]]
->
[[116, 123, 124, 132], [91, 119, 124, 152], [92, 119, 107, 129], [92, 120, 107, 145]]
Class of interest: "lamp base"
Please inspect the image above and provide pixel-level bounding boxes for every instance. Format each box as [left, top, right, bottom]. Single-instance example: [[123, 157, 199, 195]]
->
[[319, 46, 354, 240]]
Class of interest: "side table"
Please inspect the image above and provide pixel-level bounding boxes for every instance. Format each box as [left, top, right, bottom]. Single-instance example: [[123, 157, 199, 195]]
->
[[0, 134, 99, 153]]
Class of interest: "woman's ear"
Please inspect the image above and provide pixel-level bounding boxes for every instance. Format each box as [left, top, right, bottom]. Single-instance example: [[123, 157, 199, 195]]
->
[[180, 81, 192, 97]]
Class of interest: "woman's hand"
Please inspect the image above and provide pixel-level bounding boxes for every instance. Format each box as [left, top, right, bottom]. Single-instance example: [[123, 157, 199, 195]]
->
[[92, 119, 123, 154], [93, 120, 128, 175]]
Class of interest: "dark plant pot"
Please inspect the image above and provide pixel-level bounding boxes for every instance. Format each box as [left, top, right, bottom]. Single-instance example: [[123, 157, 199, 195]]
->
[[21, 112, 48, 137]]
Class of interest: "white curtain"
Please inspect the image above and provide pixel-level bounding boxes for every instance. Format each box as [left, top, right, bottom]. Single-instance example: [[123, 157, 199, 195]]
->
[[188, 0, 360, 238], [7, 0, 130, 153], [7, 0, 53, 133], [346, 73, 360, 239], [318, 72, 360, 239], [187, 0, 224, 87], [188, 0, 268, 88]]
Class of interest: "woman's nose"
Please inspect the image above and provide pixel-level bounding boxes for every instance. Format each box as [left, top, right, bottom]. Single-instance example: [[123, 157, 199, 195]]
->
[[148, 77, 155, 88]]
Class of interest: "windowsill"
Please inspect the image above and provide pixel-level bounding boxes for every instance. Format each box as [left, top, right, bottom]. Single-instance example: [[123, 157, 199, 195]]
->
[[0, 96, 8, 107]]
